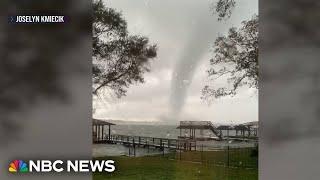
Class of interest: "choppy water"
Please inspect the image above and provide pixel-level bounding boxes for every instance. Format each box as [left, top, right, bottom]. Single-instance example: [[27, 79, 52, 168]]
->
[[108, 124, 243, 138], [92, 124, 257, 157]]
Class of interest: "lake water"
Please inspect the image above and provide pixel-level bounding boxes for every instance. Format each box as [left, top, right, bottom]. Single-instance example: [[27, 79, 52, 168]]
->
[[92, 124, 257, 157], [104, 124, 246, 138]]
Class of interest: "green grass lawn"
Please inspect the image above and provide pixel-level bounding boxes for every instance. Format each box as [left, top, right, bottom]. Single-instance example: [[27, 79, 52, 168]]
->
[[93, 150, 258, 180], [171, 148, 258, 168]]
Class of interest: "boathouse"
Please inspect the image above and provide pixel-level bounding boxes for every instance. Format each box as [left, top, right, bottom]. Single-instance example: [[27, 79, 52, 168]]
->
[[92, 119, 115, 143], [176, 121, 222, 140]]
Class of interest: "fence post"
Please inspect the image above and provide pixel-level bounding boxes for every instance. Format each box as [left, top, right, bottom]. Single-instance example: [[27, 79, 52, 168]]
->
[[133, 139, 136, 157], [138, 136, 141, 146], [129, 146, 131, 156], [162, 143, 165, 156]]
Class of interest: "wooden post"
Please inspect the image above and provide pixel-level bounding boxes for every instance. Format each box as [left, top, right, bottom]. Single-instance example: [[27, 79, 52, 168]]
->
[[101, 125, 104, 140], [101, 125, 103, 141], [92, 124, 94, 142], [93, 125, 95, 142], [242, 129, 245, 140], [108, 125, 111, 140], [133, 139, 136, 157], [176, 140, 178, 150], [138, 137, 141, 146], [99, 125, 102, 141], [162, 143, 165, 156], [97, 125, 100, 141], [95, 125, 98, 141], [193, 129, 194, 139], [179, 144, 182, 160], [191, 129, 193, 139], [102, 125, 104, 140]]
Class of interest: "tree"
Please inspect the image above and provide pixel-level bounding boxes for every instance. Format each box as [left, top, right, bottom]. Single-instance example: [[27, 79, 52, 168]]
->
[[212, 0, 236, 21], [92, 0, 157, 97], [202, 15, 258, 100]]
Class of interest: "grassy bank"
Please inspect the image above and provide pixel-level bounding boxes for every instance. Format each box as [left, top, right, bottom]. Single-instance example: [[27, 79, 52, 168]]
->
[[93, 150, 258, 180], [170, 147, 258, 168]]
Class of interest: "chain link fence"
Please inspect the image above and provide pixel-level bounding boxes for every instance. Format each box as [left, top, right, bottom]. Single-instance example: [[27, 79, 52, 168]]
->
[[165, 145, 258, 169]]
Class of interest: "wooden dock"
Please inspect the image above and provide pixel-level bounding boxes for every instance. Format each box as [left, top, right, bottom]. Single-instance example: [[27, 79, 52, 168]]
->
[[94, 134, 197, 151]]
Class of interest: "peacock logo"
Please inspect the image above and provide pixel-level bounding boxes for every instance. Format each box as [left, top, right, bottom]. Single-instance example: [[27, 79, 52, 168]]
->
[[9, 160, 28, 173]]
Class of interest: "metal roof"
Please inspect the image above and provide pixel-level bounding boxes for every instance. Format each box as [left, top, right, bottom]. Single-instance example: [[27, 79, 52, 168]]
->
[[177, 121, 213, 129], [92, 119, 115, 125]]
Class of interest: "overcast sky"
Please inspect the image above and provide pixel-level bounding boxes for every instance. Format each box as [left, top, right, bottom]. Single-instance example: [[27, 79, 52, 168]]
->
[[94, 0, 258, 125]]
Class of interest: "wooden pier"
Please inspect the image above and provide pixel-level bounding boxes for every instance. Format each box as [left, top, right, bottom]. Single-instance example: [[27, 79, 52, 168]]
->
[[94, 134, 197, 151]]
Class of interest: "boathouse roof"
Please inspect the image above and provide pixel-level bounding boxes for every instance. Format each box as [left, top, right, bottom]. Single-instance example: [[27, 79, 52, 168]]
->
[[92, 118, 115, 126], [241, 121, 258, 127], [176, 121, 216, 129], [217, 125, 232, 130]]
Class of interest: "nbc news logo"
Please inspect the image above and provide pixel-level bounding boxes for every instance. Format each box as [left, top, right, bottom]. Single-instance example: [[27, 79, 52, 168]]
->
[[9, 160, 28, 173], [8, 159, 115, 173]]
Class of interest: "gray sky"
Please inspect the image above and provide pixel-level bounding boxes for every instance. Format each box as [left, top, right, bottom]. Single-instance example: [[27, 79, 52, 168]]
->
[[94, 0, 258, 124]]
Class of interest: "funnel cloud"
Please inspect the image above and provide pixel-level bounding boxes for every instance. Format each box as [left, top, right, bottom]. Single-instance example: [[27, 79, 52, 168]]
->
[[170, 14, 222, 119]]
